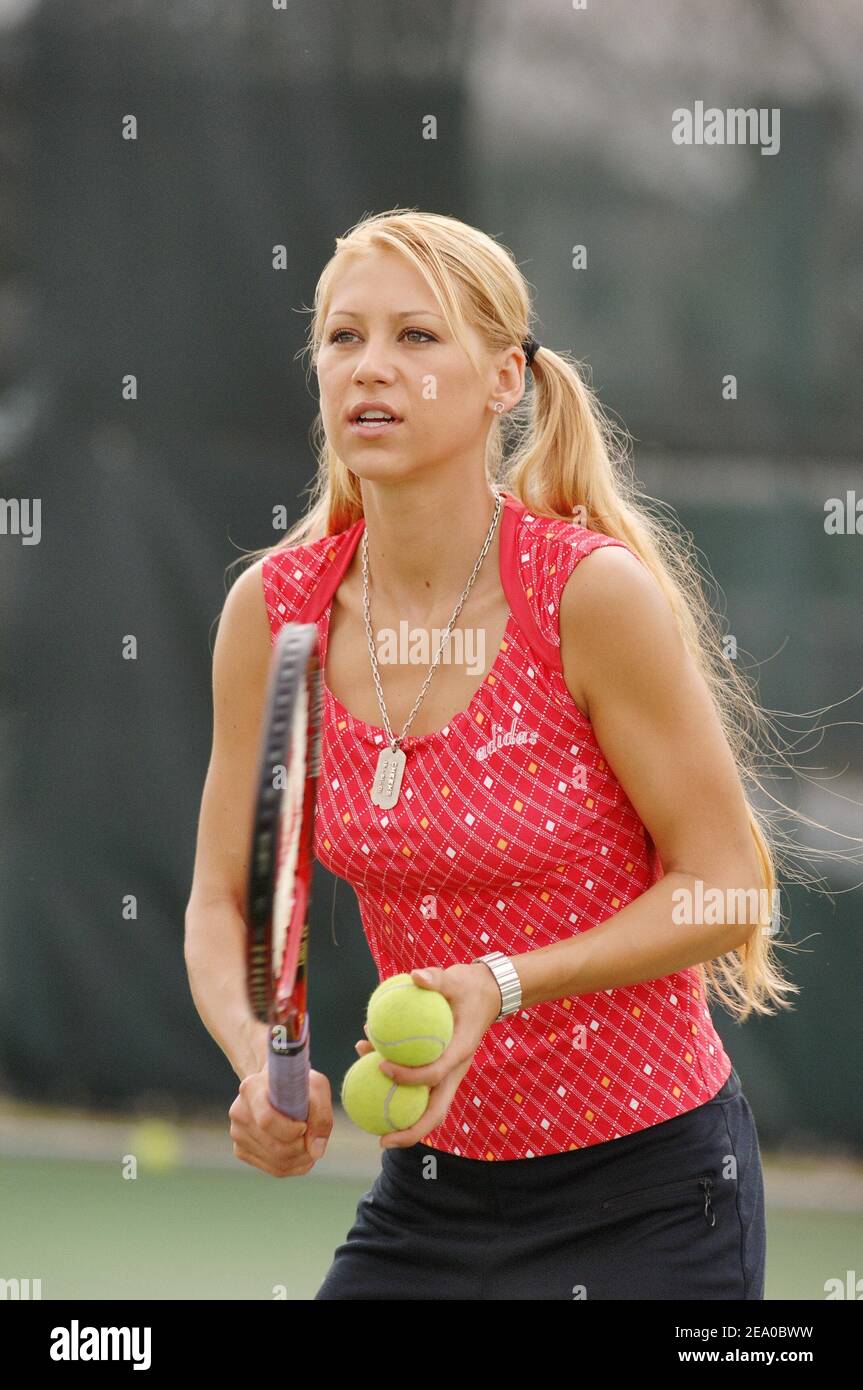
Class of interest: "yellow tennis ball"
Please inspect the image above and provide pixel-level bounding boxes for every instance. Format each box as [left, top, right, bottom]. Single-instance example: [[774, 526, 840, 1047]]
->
[[366, 973, 454, 1066], [129, 1119, 181, 1172], [340, 1051, 429, 1135]]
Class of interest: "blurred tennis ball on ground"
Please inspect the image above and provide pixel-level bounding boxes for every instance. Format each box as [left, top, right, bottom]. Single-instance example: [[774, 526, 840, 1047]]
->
[[366, 972, 454, 1065], [341, 1051, 429, 1135], [128, 1119, 181, 1172]]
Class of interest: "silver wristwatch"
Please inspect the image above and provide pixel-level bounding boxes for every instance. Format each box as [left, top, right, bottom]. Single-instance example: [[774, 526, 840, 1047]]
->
[[474, 951, 522, 1021]]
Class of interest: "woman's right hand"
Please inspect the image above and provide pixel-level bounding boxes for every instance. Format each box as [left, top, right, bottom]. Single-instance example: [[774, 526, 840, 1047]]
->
[[229, 1065, 333, 1177]]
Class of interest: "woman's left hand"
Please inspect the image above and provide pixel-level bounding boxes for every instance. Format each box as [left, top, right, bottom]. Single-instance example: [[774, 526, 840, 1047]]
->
[[353, 963, 502, 1150]]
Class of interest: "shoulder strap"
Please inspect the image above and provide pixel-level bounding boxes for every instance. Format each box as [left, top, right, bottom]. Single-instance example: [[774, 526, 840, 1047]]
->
[[292, 519, 364, 624], [499, 492, 566, 673], [502, 495, 641, 676]]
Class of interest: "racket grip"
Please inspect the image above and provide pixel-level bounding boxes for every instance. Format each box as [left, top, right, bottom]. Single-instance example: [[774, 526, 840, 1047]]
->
[[267, 1017, 311, 1121]]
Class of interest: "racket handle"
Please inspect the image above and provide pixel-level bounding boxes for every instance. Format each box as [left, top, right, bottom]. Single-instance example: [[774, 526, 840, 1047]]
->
[[267, 1017, 311, 1121]]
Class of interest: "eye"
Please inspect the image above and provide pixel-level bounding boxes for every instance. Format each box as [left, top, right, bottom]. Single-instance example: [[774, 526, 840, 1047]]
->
[[326, 327, 437, 345]]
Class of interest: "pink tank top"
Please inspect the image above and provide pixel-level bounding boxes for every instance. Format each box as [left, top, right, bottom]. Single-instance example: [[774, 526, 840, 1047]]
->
[[262, 491, 733, 1160]]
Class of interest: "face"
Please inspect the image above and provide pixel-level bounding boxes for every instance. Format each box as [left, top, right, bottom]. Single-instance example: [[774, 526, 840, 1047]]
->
[[315, 248, 521, 483]]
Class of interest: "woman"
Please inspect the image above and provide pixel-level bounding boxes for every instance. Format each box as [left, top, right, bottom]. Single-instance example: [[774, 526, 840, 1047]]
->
[[185, 208, 795, 1300]]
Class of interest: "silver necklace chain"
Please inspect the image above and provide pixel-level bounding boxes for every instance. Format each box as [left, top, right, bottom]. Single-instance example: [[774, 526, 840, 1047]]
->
[[362, 489, 503, 750]]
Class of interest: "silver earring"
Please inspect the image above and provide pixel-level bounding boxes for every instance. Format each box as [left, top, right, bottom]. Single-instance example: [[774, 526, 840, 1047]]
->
[[492, 401, 505, 414]]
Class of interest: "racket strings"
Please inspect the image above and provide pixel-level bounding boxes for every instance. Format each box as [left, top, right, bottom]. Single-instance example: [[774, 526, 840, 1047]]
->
[[271, 679, 308, 981], [247, 625, 321, 1045]]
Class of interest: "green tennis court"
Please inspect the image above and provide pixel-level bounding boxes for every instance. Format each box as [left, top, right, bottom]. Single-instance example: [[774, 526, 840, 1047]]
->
[[3, 1116, 861, 1300]]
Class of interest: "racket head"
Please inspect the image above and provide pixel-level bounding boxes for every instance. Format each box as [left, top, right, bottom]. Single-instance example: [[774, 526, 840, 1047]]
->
[[246, 622, 322, 1039]]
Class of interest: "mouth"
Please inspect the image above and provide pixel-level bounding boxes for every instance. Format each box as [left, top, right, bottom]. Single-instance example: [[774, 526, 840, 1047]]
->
[[347, 405, 403, 437], [349, 417, 402, 436]]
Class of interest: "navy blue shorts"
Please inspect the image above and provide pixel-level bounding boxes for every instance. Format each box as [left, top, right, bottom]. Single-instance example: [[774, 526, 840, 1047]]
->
[[315, 1066, 766, 1300]]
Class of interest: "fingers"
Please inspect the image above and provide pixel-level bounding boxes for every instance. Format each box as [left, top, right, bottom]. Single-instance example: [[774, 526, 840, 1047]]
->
[[304, 1071, 334, 1161], [233, 1138, 314, 1178], [229, 1068, 332, 1177], [244, 1081, 308, 1140], [229, 1101, 309, 1167], [373, 1040, 470, 1089], [230, 1118, 312, 1176], [378, 1077, 457, 1150], [371, 962, 489, 1088], [379, 1057, 474, 1151], [355, 1032, 456, 1083]]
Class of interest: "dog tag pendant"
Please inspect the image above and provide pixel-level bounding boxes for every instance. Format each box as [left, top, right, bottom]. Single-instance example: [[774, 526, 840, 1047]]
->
[[371, 743, 406, 808]]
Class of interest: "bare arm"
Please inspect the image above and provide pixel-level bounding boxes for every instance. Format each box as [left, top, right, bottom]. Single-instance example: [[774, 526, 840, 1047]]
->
[[184, 559, 273, 1081], [512, 544, 765, 1009]]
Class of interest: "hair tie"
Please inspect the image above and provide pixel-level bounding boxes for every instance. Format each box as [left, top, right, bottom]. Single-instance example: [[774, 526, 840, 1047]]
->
[[522, 335, 541, 368]]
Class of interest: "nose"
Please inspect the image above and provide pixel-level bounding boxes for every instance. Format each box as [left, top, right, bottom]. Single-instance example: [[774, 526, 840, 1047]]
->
[[351, 339, 396, 383]]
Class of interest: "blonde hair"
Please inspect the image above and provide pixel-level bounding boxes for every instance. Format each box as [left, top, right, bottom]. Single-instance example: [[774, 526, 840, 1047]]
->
[[236, 206, 863, 1023]]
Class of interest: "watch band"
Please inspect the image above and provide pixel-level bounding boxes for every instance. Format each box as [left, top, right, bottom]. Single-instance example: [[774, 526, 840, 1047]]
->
[[474, 952, 522, 1021]]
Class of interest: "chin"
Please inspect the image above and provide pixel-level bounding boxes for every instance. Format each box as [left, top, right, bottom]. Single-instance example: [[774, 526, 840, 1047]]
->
[[338, 450, 419, 483]]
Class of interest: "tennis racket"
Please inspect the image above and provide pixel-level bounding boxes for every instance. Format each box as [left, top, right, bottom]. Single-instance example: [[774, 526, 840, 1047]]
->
[[246, 622, 322, 1120]]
